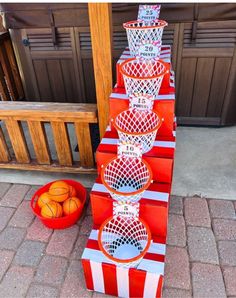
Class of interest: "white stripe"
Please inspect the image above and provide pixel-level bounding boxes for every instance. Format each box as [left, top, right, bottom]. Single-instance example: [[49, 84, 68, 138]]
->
[[101, 138, 175, 149], [89, 229, 99, 240], [148, 242, 166, 255], [83, 248, 114, 265], [143, 272, 160, 298], [105, 125, 111, 132], [92, 183, 169, 202], [90, 260, 105, 293], [117, 266, 129, 298], [173, 131, 176, 137], [110, 93, 175, 101], [137, 259, 165, 275]]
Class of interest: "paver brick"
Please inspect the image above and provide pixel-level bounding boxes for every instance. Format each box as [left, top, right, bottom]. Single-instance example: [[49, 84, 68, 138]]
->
[[162, 287, 192, 298], [26, 284, 58, 298], [0, 227, 25, 250], [164, 246, 191, 290], [80, 215, 93, 235], [167, 214, 186, 247], [71, 234, 89, 260], [0, 265, 34, 297], [209, 199, 236, 219], [213, 218, 236, 240], [46, 225, 79, 257], [26, 217, 53, 242], [9, 201, 34, 228], [184, 197, 211, 227], [34, 255, 68, 286], [192, 263, 226, 298], [14, 240, 46, 267], [218, 241, 236, 266], [24, 185, 40, 201], [61, 260, 92, 297], [187, 226, 219, 264], [0, 206, 15, 232], [222, 267, 236, 296], [0, 184, 31, 208], [0, 250, 15, 281], [0, 182, 11, 199], [169, 195, 183, 215]]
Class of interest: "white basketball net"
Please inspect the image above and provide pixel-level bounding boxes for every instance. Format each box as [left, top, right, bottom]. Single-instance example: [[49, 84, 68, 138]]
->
[[121, 59, 167, 97], [124, 20, 167, 57], [102, 157, 151, 203], [99, 216, 150, 268], [114, 108, 161, 153]]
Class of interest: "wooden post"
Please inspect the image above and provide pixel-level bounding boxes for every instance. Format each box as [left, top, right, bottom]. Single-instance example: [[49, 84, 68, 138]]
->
[[88, 3, 113, 139]]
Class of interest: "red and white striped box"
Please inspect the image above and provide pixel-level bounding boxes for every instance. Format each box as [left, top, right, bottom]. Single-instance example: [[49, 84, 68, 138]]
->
[[82, 227, 166, 297], [90, 176, 170, 237], [96, 129, 176, 184], [109, 87, 175, 137], [116, 45, 173, 90]]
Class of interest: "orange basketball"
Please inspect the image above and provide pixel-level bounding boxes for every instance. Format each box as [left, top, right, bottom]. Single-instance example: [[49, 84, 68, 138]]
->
[[63, 197, 82, 216], [69, 185, 77, 197], [37, 192, 52, 208], [41, 201, 63, 218], [49, 181, 70, 202]]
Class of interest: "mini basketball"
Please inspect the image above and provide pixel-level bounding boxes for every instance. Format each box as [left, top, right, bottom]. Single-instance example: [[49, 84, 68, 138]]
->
[[69, 185, 77, 197], [49, 181, 70, 202], [63, 197, 82, 216], [37, 192, 52, 208], [41, 201, 63, 218]]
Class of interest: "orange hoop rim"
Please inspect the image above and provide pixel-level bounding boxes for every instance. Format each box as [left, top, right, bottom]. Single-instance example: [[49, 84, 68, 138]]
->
[[120, 58, 169, 80], [101, 156, 153, 197], [123, 19, 168, 30], [113, 108, 162, 136], [98, 216, 151, 264]]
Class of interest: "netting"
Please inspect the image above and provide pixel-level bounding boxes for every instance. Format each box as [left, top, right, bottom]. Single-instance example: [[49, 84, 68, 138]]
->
[[114, 108, 162, 153], [98, 216, 151, 268], [101, 156, 152, 203], [120, 58, 168, 97], [123, 20, 168, 57]]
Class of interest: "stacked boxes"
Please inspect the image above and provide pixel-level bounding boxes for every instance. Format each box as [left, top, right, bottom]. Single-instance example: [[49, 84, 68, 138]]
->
[[82, 12, 177, 298]]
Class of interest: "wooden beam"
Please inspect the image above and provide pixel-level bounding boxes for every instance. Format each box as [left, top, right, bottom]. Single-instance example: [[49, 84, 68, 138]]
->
[[88, 3, 113, 139]]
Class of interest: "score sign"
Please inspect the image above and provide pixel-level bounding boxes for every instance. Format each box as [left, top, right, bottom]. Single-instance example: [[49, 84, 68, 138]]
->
[[130, 94, 154, 111], [138, 5, 161, 23], [137, 41, 161, 60], [113, 201, 139, 218], [118, 142, 142, 159]]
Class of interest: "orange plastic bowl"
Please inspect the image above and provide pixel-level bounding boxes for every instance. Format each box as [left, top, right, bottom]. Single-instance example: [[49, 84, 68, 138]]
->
[[31, 180, 86, 229]]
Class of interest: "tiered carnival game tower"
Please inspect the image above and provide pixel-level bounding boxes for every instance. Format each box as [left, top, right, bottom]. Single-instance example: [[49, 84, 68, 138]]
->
[[82, 5, 176, 297]]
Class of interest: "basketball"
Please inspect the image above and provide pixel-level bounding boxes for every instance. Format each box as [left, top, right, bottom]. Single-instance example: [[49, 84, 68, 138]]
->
[[49, 181, 70, 202], [69, 185, 77, 197], [37, 192, 52, 208], [63, 197, 82, 215], [41, 201, 63, 218]]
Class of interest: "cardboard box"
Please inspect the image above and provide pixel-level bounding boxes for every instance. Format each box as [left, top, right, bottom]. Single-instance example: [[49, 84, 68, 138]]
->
[[96, 130, 175, 184], [82, 227, 166, 298], [90, 176, 171, 238], [109, 87, 175, 137]]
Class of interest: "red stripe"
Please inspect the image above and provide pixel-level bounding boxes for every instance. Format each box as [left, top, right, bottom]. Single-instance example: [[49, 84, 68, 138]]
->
[[156, 275, 163, 298], [144, 253, 165, 263], [102, 263, 118, 296], [86, 239, 100, 250], [81, 259, 94, 291], [129, 268, 146, 297]]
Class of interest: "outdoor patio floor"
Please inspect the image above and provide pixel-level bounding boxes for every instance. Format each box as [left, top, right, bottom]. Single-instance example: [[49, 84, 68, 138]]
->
[[0, 182, 235, 298]]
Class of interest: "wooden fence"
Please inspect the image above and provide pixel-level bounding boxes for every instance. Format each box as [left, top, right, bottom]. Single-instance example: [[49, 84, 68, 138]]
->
[[0, 31, 24, 101], [0, 101, 97, 173]]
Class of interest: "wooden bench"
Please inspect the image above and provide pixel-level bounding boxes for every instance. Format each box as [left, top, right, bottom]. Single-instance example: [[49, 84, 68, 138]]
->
[[0, 101, 98, 173]]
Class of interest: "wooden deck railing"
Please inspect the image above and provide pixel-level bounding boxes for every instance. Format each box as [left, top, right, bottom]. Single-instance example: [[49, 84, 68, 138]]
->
[[0, 31, 24, 101], [0, 101, 97, 173]]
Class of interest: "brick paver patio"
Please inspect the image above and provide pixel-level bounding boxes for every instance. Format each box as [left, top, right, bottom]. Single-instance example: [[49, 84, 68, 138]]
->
[[0, 182, 235, 298]]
